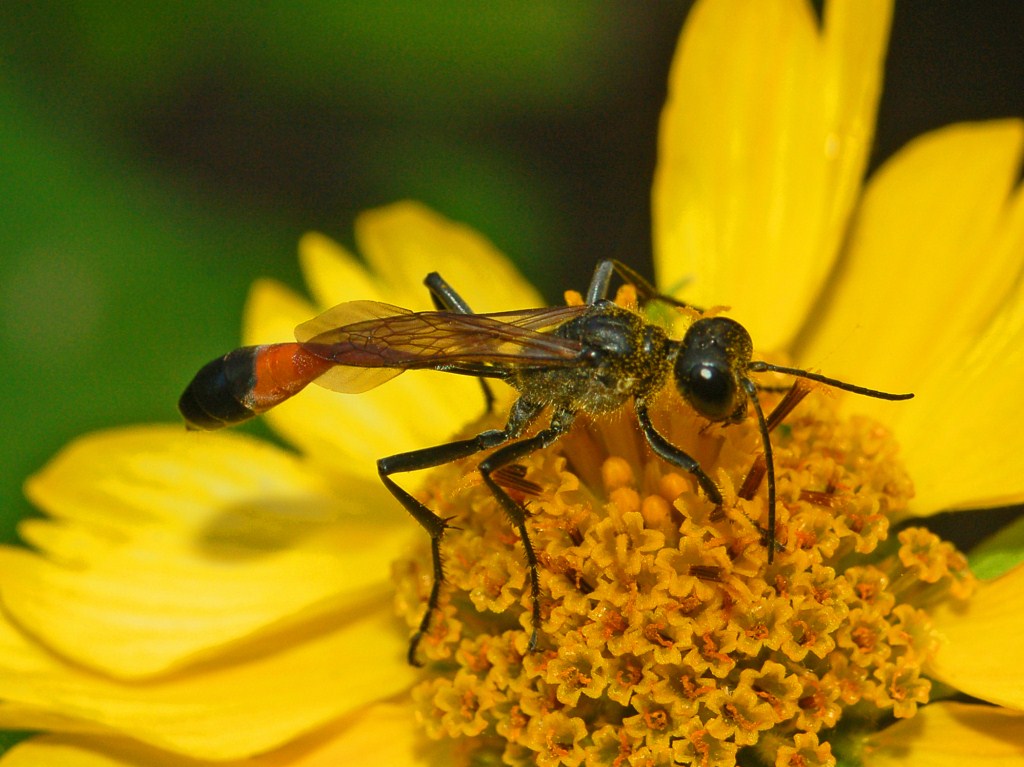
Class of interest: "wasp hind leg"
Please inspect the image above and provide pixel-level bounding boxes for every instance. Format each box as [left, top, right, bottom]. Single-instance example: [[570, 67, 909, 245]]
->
[[378, 398, 542, 665], [424, 271, 497, 413]]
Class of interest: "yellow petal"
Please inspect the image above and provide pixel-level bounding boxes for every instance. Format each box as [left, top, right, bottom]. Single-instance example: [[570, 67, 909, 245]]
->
[[890, 254, 1024, 513], [242, 276, 318, 344], [300, 204, 541, 314], [278, 702, 454, 767], [796, 120, 1024, 393], [15, 426, 409, 679], [297, 232, 387, 308], [0, 602, 416, 761], [243, 280, 484, 481], [355, 201, 542, 313], [0, 705, 106, 737], [863, 701, 1024, 767], [927, 564, 1024, 710], [0, 704, 449, 767], [653, 0, 891, 349], [0, 737, 144, 767]]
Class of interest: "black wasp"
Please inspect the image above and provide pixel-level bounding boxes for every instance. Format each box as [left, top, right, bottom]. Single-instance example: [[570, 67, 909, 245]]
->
[[179, 259, 912, 664]]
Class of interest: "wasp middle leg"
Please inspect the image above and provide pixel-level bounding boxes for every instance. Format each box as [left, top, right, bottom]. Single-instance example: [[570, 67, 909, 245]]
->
[[378, 398, 542, 665], [585, 258, 697, 310]]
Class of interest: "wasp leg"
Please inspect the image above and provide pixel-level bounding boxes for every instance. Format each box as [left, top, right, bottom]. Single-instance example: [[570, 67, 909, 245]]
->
[[378, 398, 543, 665], [424, 271, 496, 413], [478, 407, 576, 653], [741, 378, 779, 563], [585, 258, 697, 310], [635, 401, 723, 509]]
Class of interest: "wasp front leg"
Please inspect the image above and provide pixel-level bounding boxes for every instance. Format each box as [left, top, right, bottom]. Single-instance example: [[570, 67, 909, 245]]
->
[[634, 401, 724, 509]]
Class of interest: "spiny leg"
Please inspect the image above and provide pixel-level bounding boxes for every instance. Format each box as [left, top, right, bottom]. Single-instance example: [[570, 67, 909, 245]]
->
[[736, 381, 813, 559], [379, 398, 542, 665], [742, 378, 780, 562], [763, 380, 812, 434], [478, 408, 576, 652], [635, 401, 723, 509], [424, 271, 496, 413], [638, 398, 781, 561]]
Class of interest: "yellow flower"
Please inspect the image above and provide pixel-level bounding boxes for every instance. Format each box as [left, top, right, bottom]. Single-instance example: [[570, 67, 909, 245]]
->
[[3, 0, 1024, 765]]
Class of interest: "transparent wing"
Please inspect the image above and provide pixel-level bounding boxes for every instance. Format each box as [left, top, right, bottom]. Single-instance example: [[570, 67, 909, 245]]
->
[[294, 301, 412, 393], [295, 300, 413, 342], [310, 365, 405, 394], [481, 305, 591, 334], [294, 301, 588, 394]]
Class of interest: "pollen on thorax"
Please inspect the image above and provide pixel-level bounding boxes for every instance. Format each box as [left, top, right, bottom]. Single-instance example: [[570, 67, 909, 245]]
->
[[391, 380, 974, 767]]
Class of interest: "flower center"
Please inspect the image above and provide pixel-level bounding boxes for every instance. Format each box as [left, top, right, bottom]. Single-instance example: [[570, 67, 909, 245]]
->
[[392, 382, 974, 766]]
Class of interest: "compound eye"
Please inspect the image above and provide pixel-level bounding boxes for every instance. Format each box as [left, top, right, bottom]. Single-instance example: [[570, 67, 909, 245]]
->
[[678, 362, 742, 422]]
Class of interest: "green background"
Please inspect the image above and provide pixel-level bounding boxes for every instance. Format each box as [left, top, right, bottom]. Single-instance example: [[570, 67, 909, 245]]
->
[[1, 2, 1021, 547]]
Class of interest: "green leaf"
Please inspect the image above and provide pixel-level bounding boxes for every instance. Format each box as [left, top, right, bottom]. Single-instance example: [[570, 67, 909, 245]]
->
[[969, 512, 1024, 579]]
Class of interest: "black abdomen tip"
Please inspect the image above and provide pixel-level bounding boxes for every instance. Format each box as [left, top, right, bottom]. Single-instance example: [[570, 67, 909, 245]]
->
[[178, 349, 259, 430]]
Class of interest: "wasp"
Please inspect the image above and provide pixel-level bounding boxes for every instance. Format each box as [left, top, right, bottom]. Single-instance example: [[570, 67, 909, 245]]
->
[[180, 260, 912, 664]]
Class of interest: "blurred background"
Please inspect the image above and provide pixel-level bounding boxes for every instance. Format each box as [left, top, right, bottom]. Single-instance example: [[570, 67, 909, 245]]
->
[[1, 2, 1022, 541]]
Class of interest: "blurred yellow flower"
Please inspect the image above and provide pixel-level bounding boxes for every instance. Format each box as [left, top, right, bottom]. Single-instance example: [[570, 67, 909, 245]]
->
[[3, 0, 1024, 765]]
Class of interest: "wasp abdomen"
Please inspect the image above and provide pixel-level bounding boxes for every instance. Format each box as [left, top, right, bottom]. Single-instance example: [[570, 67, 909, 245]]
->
[[178, 343, 331, 430]]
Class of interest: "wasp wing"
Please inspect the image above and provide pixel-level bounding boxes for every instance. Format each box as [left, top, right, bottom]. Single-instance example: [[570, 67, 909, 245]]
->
[[294, 301, 588, 394], [295, 300, 414, 340], [480, 305, 590, 334], [295, 301, 412, 393]]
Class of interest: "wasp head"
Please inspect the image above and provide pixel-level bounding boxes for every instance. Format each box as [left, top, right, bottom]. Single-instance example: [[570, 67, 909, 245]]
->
[[673, 317, 753, 423]]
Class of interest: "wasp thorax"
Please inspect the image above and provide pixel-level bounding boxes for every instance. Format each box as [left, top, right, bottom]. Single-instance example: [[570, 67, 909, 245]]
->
[[673, 316, 753, 423]]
